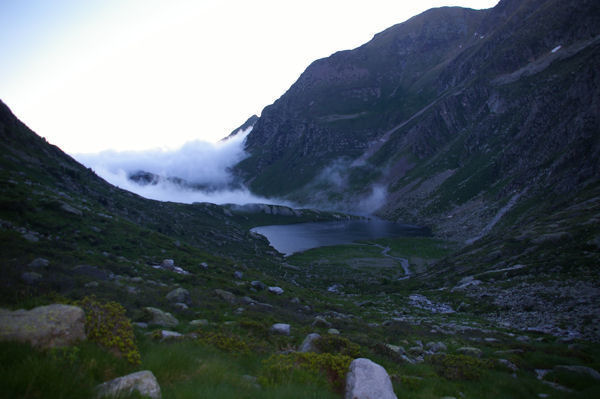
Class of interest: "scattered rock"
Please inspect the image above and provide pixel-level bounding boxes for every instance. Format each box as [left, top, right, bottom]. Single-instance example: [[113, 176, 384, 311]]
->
[[385, 344, 405, 354], [328, 328, 340, 335], [498, 359, 519, 371], [268, 286, 284, 295], [190, 319, 209, 327], [174, 303, 188, 311], [161, 259, 175, 270], [408, 346, 424, 356], [270, 323, 290, 335], [214, 289, 236, 303], [60, 202, 83, 216], [233, 271, 244, 279], [457, 346, 482, 358], [408, 294, 454, 313], [290, 297, 301, 304], [345, 358, 397, 399], [21, 271, 42, 284], [135, 322, 148, 329], [199, 262, 208, 269], [158, 330, 183, 340], [251, 280, 267, 290], [426, 341, 447, 353], [298, 333, 321, 353], [143, 307, 178, 328], [28, 258, 49, 268], [166, 288, 190, 304], [312, 316, 332, 328], [554, 365, 600, 380], [73, 265, 113, 281], [96, 370, 161, 399], [85, 281, 99, 288], [22, 232, 39, 242], [0, 304, 86, 348]]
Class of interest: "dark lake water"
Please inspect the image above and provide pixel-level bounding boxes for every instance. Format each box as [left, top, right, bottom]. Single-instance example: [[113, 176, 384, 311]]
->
[[250, 219, 429, 256]]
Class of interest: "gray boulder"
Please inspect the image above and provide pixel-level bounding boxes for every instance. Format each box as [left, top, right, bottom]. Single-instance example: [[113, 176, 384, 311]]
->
[[96, 370, 161, 399], [268, 286, 284, 295], [214, 289, 236, 303], [0, 304, 86, 348], [190, 319, 209, 327], [270, 323, 290, 335], [161, 259, 175, 270], [21, 272, 42, 284], [298, 333, 321, 353], [328, 328, 340, 335], [143, 307, 178, 328], [426, 341, 447, 353], [28, 258, 49, 268], [251, 280, 267, 290], [345, 358, 397, 399], [166, 288, 190, 304], [312, 316, 332, 328]]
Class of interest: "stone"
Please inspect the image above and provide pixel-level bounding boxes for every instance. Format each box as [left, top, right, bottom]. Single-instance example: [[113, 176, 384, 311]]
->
[[60, 202, 82, 216], [159, 330, 183, 340], [0, 304, 86, 348], [270, 323, 290, 335], [457, 346, 482, 358], [298, 333, 321, 353], [554, 365, 600, 380], [73, 265, 112, 281], [190, 319, 209, 327], [135, 322, 148, 329], [407, 346, 424, 356], [312, 316, 332, 328], [22, 232, 39, 242], [143, 307, 178, 328], [96, 370, 161, 399], [166, 288, 190, 304], [28, 258, 49, 268], [385, 344, 405, 354], [328, 328, 340, 335], [498, 359, 518, 371], [345, 358, 397, 399], [161, 259, 175, 270], [251, 280, 267, 290], [234, 271, 244, 279], [268, 286, 284, 295], [214, 289, 236, 303], [426, 341, 447, 353], [85, 281, 99, 288], [21, 272, 42, 284], [174, 303, 188, 311]]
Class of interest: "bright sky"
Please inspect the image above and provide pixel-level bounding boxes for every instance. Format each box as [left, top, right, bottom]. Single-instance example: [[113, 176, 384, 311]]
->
[[0, 0, 498, 154]]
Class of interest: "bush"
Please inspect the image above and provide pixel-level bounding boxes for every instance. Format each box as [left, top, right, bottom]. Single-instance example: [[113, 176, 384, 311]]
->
[[77, 296, 141, 364], [427, 354, 492, 380], [314, 335, 361, 358], [197, 331, 250, 355], [259, 352, 352, 392]]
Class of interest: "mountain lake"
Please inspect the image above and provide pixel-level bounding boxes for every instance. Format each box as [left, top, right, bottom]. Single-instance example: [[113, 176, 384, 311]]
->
[[251, 218, 429, 256]]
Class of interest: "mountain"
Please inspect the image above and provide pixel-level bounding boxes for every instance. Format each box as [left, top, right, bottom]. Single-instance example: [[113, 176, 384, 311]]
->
[[236, 0, 600, 244]]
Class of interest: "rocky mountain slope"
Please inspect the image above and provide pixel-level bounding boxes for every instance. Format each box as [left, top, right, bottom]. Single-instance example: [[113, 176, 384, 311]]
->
[[236, 0, 600, 245]]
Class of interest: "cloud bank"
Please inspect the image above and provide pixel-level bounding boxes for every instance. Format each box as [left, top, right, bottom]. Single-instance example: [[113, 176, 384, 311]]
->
[[74, 128, 284, 205]]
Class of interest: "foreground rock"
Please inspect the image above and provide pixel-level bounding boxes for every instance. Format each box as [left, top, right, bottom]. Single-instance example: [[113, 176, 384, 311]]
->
[[345, 358, 397, 399], [96, 370, 161, 399], [298, 333, 321, 353], [143, 307, 179, 328], [0, 304, 86, 348]]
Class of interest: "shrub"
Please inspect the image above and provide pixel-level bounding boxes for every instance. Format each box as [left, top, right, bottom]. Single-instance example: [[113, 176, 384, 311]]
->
[[314, 335, 361, 358], [427, 354, 492, 380], [77, 296, 141, 365], [259, 352, 352, 392], [197, 331, 250, 355]]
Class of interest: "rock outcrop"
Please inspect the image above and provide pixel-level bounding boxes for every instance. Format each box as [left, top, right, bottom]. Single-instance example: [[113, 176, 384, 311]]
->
[[0, 304, 86, 348], [345, 358, 397, 399]]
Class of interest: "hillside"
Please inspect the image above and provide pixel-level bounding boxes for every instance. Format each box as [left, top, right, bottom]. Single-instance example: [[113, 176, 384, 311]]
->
[[236, 0, 600, 244]]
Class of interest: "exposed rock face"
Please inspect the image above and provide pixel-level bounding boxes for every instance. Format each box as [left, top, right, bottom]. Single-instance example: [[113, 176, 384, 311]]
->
[[96, 370, 161, 399], [0, 304, 86, 348], [143, 307, 179, 328], [345, 358, 397, 399]]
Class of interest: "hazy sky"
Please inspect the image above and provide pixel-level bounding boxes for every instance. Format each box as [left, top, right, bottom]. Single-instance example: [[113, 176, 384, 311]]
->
[[1, 0, 498, 154]]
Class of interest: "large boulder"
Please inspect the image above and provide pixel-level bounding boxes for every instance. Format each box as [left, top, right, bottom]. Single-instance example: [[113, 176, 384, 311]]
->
[[345, 358, 397, 399], [143, 307, 179, 328], [298, 333, 321, 353], [270, 323, 290, 335], [0, 304, 86, 348], [96, 370, 161, 399], [166, 288, 190, 304]]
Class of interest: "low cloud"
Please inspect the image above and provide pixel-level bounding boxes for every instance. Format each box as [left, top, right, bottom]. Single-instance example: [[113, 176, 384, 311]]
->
[[74, 127, 284, 205]]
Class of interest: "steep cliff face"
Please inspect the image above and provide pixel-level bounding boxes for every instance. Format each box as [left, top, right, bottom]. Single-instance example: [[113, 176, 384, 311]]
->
[[236, 0, 600, 242]]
